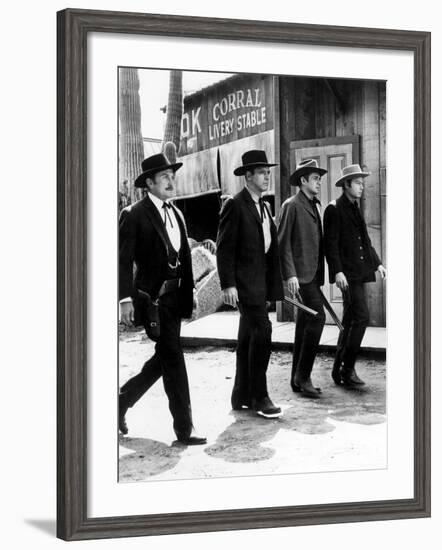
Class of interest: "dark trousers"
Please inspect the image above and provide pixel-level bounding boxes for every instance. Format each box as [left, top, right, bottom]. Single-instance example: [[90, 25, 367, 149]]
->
[[335, 280, 369, 371], [231, 302, 272, 406], [119, 291, 193, 439], [291, 280, 326, 383]]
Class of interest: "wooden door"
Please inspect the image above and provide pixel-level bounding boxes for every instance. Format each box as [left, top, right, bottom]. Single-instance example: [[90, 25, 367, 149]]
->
[[290, 136, 360, 324]]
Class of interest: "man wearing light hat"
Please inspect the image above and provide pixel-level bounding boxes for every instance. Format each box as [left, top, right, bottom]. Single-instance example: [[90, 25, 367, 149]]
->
[[323, 164, 387, 387], [216, 150, 284, 418], [118, 153, 206, 445], [278, 159, 327, 398]]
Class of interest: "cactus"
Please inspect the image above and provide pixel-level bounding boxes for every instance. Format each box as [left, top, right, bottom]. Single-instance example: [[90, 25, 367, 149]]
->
[[119, 68, 145, 203], [163, 70, 183, 153], [163, 141, 177, 164]]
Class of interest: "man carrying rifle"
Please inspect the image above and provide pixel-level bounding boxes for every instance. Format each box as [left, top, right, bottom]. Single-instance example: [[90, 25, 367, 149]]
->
[[323, 164, 386, 388], [277, 160, 328, 398]]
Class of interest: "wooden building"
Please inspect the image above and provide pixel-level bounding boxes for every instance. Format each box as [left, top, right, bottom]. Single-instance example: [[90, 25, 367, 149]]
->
[[175, 74, 386, 327], [173, 74, 277, 241], [177, 73, 275, 197]]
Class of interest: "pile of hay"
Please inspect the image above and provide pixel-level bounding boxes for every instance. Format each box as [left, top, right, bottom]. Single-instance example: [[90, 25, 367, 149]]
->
[[190, 240, 223, 320]]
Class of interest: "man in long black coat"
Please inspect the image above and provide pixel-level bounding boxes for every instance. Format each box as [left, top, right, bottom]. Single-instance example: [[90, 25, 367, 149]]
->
[[118, 153, 206, 445], [216, 150, 284, 418], [323, 164, 386, 387], [278, 159, 327, 398]]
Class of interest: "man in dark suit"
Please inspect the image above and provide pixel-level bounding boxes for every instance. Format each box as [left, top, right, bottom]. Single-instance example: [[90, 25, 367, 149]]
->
[[277, 159, 328, 398], [323, 164, 386, 387], [216, 150, 284, 418], [118, 153, 206, 445]]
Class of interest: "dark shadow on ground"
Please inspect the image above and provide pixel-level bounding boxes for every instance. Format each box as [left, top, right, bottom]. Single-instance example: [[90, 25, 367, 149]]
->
[[272, 352, 386, 430], [205, 353, 386, 466], [118, 342, 386, 474], [279, 402, 337, 435], [205, 410, 281, 463], [118, 435, 184, 482], [24, 519, 56, 536]]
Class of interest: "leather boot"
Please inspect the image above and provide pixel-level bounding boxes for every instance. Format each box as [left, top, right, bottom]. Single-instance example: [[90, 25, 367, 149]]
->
[[118, 393, 129, 435], [341, 366, 366, 387], [291, 377, 322, 394], [332, 356, 343, 386], [293, 374, 321, 398]]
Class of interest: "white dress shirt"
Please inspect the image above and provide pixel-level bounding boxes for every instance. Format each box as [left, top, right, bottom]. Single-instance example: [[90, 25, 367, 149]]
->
[[148, 192, 181, 252], [119, 193, 182, 304], [245, 186, 272, 253]]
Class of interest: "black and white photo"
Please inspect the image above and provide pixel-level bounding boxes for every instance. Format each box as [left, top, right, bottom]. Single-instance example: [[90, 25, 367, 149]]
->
[[56, 8, 430, 540], [118, 68, 388, 482]]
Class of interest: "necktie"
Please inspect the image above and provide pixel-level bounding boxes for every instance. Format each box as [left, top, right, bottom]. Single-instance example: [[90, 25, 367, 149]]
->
[[258, 198, 266, 223], [162, 202, 174, 228]]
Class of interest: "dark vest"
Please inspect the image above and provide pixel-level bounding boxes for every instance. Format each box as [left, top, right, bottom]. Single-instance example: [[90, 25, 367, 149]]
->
[[162, 210, 184, 281]]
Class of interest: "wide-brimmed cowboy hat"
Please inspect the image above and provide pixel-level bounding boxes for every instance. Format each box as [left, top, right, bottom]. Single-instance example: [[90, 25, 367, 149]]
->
[[289, 159, 327, 186], [334, 164, 370, 187], [233, 150, 277, 176], [134, 153, 183, 188]]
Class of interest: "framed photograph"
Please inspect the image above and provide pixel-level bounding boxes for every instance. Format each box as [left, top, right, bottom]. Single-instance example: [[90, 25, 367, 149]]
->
[[57, 8, 431, 541]]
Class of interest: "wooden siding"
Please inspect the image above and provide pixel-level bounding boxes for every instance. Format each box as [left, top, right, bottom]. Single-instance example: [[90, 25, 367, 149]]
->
[[174, 147, 219, 199], [179, 73, 274, 156], [217, 130, 276, 197], [279, 76, 387, 327], [175, 130, 276, 200], [174, 74, 277, 200]]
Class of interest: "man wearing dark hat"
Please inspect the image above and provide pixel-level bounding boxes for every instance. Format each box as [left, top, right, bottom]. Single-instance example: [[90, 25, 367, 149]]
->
[[216, 150, 284, 418], [118, 153, 206, 445], [323, 164, 387, 387], [277, 159, 327, 398]]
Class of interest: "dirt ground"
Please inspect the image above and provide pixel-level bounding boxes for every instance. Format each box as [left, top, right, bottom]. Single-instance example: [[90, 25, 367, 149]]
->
[[119, 328, 386, 483]]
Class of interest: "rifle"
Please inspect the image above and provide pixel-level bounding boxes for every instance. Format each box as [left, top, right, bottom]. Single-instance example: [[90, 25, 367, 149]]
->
[[319, 289, 344, 332], [283, 294, 318, 316], [283, 290, 344, 332]]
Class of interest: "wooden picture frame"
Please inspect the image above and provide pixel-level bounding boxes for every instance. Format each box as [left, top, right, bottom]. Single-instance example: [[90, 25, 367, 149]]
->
[[57, 8, 431, 541]]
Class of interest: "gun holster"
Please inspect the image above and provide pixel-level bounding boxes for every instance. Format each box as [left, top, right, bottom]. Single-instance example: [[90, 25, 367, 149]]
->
[[134, 289, 160, 342]]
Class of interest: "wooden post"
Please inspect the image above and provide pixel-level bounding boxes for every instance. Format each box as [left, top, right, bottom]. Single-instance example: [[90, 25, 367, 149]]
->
[[279, 77, 292, 206], [273, 76, 281, 214], [277, 77, 295, 322], [361, 80, 384, 327], [379, 82, 387, 325], [119, 68, 145, 203]]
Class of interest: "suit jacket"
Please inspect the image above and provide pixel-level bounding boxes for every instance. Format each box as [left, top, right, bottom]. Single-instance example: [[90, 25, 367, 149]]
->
[[277, 190, 324, 285], [216, 187, 284, 306], [323, 194, 382, 283], [119, 194, 194, 320]]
